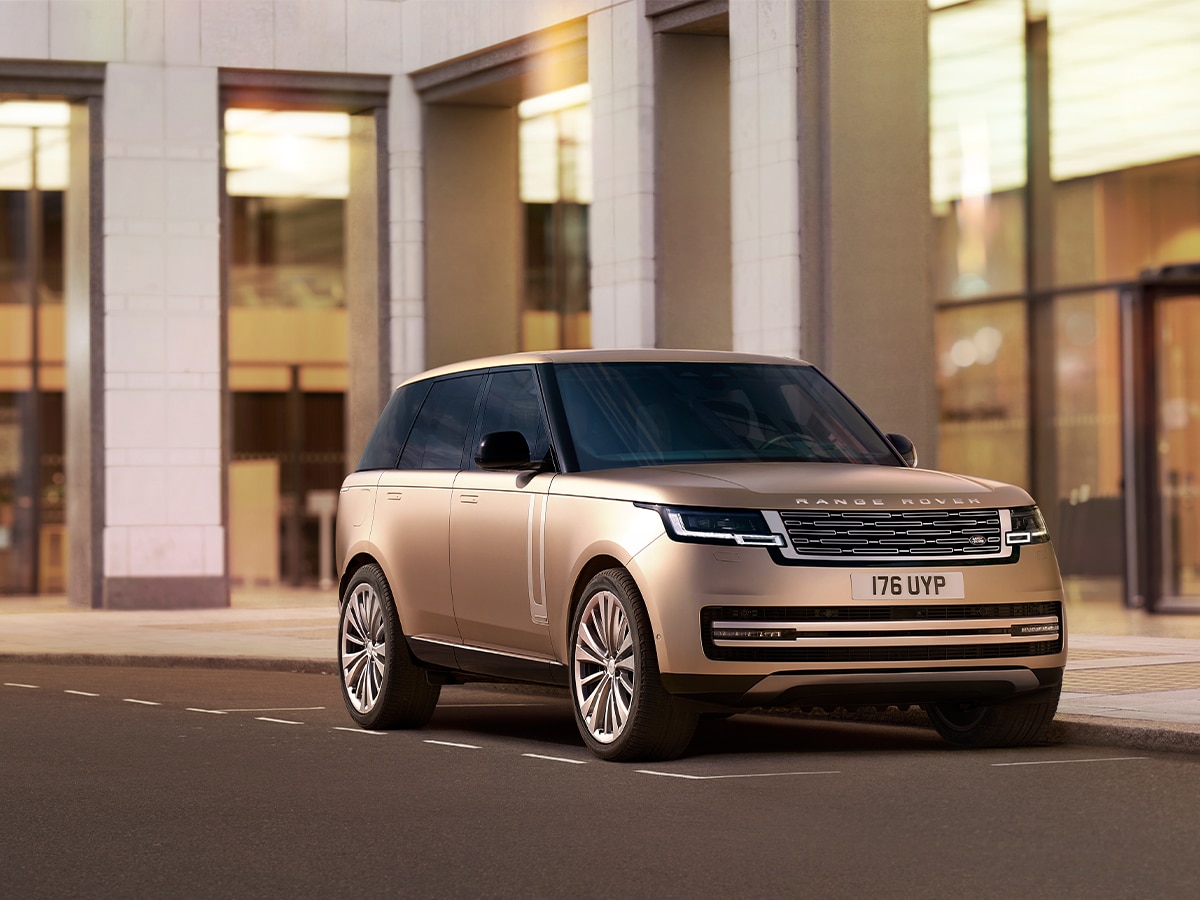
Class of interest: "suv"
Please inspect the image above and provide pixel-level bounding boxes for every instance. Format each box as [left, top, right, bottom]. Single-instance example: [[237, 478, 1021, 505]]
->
[[335, 350, 1065, 761]]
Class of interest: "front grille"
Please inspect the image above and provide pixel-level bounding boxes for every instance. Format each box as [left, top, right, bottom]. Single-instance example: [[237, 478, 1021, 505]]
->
[[701, 602, 1064, 663], [777, 508, 1003, 560]]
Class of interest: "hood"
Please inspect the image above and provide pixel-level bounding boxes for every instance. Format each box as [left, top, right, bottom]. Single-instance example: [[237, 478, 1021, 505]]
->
[[550, 462, 1036, 511]]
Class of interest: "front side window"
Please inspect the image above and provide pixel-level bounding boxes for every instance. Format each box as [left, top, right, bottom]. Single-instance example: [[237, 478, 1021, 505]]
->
[[472, 369, 551, 468], [398, 375, 484, 470], [554, 362, 900, 471]]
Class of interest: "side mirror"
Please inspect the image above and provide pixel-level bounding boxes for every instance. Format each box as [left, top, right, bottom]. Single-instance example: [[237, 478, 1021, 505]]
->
[[886, 433, 918, 468], [475, 431, 535, 471]]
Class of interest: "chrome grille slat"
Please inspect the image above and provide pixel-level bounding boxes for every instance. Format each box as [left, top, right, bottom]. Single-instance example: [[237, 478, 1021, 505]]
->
[[778, 508, 1003, 560]]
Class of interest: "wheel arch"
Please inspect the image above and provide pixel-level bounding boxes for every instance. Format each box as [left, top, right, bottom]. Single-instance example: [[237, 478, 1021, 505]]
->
[[339, 551, 381, 607]]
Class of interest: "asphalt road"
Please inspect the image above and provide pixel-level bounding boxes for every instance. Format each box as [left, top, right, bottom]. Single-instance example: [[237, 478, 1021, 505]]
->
[[3, 663, 1199, 899]]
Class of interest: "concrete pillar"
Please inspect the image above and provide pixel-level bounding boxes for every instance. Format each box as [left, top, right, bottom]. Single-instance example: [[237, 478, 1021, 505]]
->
[[589, 2, 657, 348], [100, 63, 226, 609], [389, 78, 426, 388], [730, 0, 935, 460], [423, 104, 522, 368], [656, 32, 732, 350]]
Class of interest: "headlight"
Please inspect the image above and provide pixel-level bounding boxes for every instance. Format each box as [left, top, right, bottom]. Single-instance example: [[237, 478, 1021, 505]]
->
[[640, 505, 785, 547], [1006, 505, 1050, 545]]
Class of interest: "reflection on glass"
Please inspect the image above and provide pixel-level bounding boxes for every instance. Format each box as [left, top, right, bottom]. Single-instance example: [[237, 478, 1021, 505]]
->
[[936, 302, 1029, 488], [519, 85, 591, 350], [1050, 292, 1124, 585], [1055, 157, 1200, 287], [930, 0, 1026, 299]]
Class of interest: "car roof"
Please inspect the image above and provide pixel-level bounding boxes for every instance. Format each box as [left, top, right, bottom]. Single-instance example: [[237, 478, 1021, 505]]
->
[[398, 348, 814, 388]]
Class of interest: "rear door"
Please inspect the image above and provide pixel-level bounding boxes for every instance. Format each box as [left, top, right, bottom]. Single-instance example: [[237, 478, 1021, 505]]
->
[[373, 373, 484, 647]]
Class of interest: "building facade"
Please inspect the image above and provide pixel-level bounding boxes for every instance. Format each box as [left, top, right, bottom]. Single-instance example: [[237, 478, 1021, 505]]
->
[[0, 0, 1196, 612]]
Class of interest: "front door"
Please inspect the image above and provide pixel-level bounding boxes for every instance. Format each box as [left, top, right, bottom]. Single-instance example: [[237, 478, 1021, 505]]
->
[[1150, 292, 1200, 610], [1126, 267, 1200, 611]]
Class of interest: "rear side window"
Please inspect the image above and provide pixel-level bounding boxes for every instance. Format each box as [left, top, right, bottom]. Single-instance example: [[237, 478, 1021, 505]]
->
[[398, 374, 485, 470], [355, 382, 432, 471]]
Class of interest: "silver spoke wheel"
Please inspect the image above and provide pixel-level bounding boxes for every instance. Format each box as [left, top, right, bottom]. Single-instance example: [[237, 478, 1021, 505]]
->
[[341, 582, 386, 714], [573, 589, 636, 744]]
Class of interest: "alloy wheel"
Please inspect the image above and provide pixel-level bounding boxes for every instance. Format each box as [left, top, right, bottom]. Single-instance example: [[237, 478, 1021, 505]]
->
[[573, 590, 636, 744]]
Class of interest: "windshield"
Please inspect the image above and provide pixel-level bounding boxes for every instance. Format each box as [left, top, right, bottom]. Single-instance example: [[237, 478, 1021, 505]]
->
[[554, 362, 902, 471]]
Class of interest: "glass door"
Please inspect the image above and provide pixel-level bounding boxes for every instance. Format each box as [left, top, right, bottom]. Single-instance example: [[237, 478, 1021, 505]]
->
[[1152, 292, 1200, 610]]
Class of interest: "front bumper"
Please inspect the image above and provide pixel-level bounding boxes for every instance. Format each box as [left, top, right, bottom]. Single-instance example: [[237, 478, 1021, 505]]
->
[[626, 534, 1067, 706]]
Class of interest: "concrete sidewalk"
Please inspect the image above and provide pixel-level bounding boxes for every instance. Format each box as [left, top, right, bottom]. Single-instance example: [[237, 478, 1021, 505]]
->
[[4, 587, 1200, 753]]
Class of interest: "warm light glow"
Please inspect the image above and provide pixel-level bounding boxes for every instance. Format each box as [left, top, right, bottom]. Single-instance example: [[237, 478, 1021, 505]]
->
[[930, 0, 1026, 205], [0, 101, 70, 127], [1049, 0, 1200, 180], [518, 83, 590, 120], [224, 109, 350, 198], [0, 101, 71, 190], [518, 85, 592, 204]]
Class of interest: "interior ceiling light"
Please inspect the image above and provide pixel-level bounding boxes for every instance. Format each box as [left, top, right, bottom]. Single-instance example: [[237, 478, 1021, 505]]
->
[[519, 83, 590, 120]]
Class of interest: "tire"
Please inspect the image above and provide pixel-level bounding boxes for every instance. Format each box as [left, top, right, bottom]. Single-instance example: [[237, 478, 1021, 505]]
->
[[338, 563, 440, 730], [927, 684, 1061, 749], [569, 569, 697, 762]]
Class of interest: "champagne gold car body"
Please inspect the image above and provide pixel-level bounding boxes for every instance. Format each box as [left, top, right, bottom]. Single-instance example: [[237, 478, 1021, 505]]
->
[[336, 350, 1066, 760]]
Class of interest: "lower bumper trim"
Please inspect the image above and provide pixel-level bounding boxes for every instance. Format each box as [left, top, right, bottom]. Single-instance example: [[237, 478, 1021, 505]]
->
[[661, 667, 1064, 709]]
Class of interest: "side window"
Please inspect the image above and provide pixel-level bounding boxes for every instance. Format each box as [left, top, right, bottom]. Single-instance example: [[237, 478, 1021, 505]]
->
[[472, 369, 552, 468], [399, 374, 485, 470], [355, 381, 432, 471]]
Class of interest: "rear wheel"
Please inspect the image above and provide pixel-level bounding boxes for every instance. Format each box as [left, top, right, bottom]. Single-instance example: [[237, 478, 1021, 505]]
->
[[570, 569, 697, 762], [338, 563, 440, 730], [927, 684, 1061, 748]]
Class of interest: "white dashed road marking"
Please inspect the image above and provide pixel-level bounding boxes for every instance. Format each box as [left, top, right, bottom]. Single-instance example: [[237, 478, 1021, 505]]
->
[[187, 708, 228, 715], [991, 757, 1148, 767], [256, 717, 304, 725], [220, 707, 326, 713], [334, 727, 387, 736], [424, 740, 481, 749], [523, 753, 587, 765], [65, 690, 100, 697], [638, 770, 841, 780], [123, 698, 161, 706], [4, 683, 39, 689]]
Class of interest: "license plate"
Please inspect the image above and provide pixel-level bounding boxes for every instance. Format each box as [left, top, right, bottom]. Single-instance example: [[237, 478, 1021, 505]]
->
[[851, 572, 965, 600]]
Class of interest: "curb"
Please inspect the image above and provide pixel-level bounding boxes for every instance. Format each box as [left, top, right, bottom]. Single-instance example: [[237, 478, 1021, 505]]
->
[[6, 651, 1200, 756], [0, 652, 334, 676]]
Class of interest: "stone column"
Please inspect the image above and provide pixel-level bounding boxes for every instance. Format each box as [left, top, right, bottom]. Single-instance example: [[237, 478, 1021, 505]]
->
[[589, 1, 657, 348], [100, 63, 226, 609]]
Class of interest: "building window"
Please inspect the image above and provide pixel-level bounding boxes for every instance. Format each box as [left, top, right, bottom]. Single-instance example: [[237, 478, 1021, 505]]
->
[[0, 100, 69, 595], [519, 85, 592, 351], [224, 108, 351, 587]]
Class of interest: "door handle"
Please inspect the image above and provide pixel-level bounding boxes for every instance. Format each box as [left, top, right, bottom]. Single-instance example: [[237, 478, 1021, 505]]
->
[[459, 494, 479, 504], [386, 491, 402, 501]]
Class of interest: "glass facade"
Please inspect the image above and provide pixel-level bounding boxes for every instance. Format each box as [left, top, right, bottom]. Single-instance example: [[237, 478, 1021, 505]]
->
[[518, 85, 592, 351], [930, 0, 1200, 605], [224, 109, 351, 588], [0, 101, 69, 595]]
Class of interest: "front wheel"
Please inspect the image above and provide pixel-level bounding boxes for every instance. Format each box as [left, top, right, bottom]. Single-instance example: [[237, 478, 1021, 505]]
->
[[338, 563, 440, 730], [569, 569, 697, 762], [927, 684, 1061, 748]]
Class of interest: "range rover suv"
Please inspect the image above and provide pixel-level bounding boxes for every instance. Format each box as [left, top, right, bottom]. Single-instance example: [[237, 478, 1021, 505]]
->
[[335, 350, 1065, 761]]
